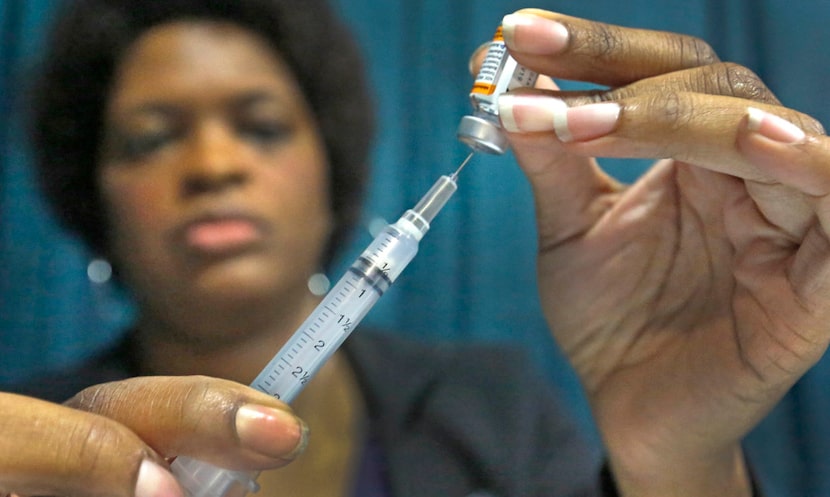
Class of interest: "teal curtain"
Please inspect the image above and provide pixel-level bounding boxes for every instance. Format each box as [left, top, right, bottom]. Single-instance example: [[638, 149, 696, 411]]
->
[[3, 1, 830, 495], [1, 0, 131, 386]]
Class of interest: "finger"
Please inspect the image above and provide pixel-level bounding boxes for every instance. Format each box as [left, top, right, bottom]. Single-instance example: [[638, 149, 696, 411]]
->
[[501, 9, 720, 86], [561, 62, 781, 108], [66, 376, 308, 471], [492, 47, 626, 244], [738, 108, 830, 196], [736, 109, 830, 355], [465, 50, 622, 245], [0, 393, 180, 497], [467, 41, 490, 76], [735, 108, 830, 255], [500, 91, 822, 180], [500, 92, 824, 240]]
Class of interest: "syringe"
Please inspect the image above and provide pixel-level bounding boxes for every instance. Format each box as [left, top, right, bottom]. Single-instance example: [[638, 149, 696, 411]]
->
[[170, 153, 473, 497]]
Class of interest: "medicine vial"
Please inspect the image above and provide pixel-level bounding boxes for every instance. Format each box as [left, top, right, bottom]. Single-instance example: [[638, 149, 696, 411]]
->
[[457, 25, 538, 155]]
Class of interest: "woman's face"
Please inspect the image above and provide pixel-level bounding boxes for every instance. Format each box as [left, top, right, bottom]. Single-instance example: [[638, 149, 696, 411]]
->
[[98, 21, 333, 334]]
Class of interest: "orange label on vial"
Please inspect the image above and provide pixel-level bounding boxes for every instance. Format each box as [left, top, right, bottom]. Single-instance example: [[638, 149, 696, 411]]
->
[[470, 26, 507, 96], [471, 82, 494, 94], [493, 26, 504, 42]]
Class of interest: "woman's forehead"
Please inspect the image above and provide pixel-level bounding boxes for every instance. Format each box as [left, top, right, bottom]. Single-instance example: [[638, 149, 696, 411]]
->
[[109, 21, 300, 107]]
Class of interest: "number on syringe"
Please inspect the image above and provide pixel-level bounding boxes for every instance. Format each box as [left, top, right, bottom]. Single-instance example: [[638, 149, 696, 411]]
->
[[338, 315, 353, 332], [292, 366, 311, 384]]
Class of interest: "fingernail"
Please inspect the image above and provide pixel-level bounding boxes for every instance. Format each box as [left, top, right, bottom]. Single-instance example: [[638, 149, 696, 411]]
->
[[746, 107, 805, 144], [236, 405, 309, 460], [135, 460, 183, 497], [502, 13, 569, 54], [499, 94, 620, 143]]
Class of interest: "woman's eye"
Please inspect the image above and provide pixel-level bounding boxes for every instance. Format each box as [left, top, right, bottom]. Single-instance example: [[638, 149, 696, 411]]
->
[[110, 130, 177, 162], [239, 120, 292, 146]]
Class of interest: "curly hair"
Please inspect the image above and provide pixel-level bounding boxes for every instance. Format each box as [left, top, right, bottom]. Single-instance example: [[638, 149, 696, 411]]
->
[[29, 0, 374, 269]]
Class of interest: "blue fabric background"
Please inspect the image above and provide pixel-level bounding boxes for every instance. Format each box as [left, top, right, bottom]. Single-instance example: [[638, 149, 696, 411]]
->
[[3, 1, 830, 495]]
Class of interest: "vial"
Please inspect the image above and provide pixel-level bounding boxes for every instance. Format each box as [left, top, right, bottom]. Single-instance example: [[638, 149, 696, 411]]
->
[[457, 25, 538, 154]]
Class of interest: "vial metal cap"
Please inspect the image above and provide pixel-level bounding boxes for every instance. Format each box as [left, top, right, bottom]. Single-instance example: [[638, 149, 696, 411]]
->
[[457, 115, 508, 155]]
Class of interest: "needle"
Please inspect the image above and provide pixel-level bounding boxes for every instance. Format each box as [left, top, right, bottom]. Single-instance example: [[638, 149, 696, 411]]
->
[[450, 152, 474, 181]]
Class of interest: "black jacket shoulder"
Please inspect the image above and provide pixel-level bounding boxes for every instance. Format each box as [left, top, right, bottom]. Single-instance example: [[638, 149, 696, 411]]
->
[[346, 331, 602, 497]]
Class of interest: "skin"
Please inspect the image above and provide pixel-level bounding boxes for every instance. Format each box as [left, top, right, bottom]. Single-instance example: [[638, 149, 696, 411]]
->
[[498, 8, 830, 497], [0, 377, 306, 497], [3, 9, 829, 497], [98, 22, 364, 497], [2, 21, 362, 497], [98, 21, 334, 374]]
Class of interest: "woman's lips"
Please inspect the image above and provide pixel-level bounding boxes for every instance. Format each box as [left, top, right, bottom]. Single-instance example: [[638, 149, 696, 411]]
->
[[182, 216, 265, 254]]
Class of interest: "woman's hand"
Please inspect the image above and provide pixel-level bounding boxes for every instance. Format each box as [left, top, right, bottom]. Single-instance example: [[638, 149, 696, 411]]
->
[[0, 377, 307, 497], [491, 9, 828, 496]]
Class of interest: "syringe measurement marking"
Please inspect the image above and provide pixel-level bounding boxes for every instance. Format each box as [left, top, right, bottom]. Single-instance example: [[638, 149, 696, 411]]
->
[[256, 265, 383, 396]]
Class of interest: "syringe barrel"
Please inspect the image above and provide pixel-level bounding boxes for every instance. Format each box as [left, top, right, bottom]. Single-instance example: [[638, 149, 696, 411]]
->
[[170, 168, 464, 497], [171, 221, 424, 497], [249, 221, 421, 402]]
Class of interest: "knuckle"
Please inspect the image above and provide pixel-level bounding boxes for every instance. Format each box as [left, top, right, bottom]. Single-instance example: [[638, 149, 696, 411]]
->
[[179, 376, 239, 434], [68, 415, 151, 494], [65, 382, 118, 413], [585, 23, 625, 62], [658, 91, 693, 133], [565, 90, 614, 106], [630, 91, 694, 158], [720, 62, 777, 103], [810, 118, 825, 135], [0, 397, 144, 497], [679, 35, 718, 66], [796, 114, 825, 135], [72, 414, 122, 464], [800, 117, 825, 136], [65, 412, 144, 483]]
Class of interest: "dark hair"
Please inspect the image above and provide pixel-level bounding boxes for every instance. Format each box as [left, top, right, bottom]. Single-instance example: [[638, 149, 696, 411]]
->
[[30, 0, 374, 268]]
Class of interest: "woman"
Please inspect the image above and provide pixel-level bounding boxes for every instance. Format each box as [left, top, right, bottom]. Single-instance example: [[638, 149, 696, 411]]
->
[[5, 2, 830, 497], [11, 1, 598, 496]]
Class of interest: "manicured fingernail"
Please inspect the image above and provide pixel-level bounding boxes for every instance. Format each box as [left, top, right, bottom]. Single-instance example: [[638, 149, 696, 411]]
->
[[499, 94, 620, 143], [502, 13, 569, 54], [746, 107, 805, 144], [236, 405, 309, 460], [135, 460, 183, 497]]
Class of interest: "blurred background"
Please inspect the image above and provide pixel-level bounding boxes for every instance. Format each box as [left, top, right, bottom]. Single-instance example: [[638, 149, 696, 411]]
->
[[2, 1, 830, 495]]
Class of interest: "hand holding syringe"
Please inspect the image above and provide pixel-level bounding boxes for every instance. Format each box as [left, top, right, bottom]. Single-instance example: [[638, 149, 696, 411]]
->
[[171, 153, 473, 497]]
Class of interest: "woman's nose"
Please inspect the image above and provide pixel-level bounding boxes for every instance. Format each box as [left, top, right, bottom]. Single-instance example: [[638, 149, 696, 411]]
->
[[181, 121, 248, 196]]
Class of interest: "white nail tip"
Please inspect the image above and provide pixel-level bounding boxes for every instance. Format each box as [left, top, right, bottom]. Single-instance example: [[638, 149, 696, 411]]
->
[[499, 95, 520, 133], [746, 107, 765, 132], [548, 98, 572, 142], [501, 14, 520, 30], [498, 95, 570, 138]]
